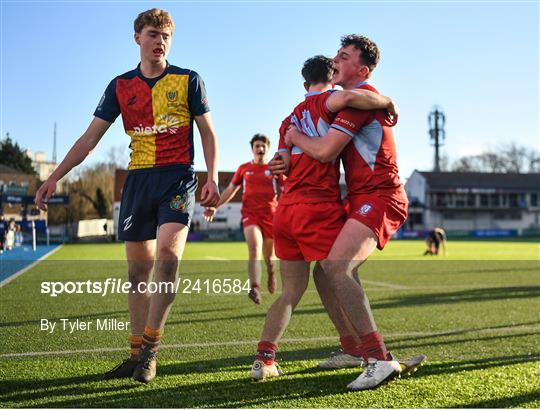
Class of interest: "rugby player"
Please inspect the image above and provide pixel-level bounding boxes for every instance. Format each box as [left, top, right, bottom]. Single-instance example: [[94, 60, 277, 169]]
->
[[250, 55, 399, 381], [35, 8, 220, 383], [284, 35, 418, 390], [204, 134, 283, 304], [424, 227, 448, 255]]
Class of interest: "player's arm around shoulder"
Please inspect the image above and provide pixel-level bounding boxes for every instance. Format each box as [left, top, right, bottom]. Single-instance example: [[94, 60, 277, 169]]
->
[[284, 125, 350, 164], [35, 117, 111, 211], [195, 113, 220, 207], [327, 90, 399, 124]]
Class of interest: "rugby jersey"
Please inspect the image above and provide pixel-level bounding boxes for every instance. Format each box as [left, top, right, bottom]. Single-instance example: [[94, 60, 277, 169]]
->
[[94, 62, 209, 170], [231, 161, 283, 213], [278, 91, 342, 205]]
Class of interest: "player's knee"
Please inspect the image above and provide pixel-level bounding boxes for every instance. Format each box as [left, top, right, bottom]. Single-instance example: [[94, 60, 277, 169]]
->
[[155, 258, 178, 280], [282, 284, 307, 306], [127, 261, 153, 285], [247, 245, 261, 259], [156, 245, 180, 261], [320, 260, 347, 280]]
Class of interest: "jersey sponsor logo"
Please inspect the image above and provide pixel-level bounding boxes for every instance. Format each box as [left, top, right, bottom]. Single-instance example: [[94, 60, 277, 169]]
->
[[170, 193, 188, 211], [335, 117, 356, 130], [246, 171, 254, 176], [127, 96, 137, 106], [123, 215, 133, 231], [132, 115, 180, 136], [358, 203, 373, 216]]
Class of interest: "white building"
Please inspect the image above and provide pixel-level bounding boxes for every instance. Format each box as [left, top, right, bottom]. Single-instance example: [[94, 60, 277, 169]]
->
[[405, 170, 540, 232], [26, 150, 57, 181]]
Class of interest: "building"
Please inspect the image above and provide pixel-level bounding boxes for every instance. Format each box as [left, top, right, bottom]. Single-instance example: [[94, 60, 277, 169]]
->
[[26, 150, 57, 182], [405, 170, 540, 232], [0, 164, 40, 220]]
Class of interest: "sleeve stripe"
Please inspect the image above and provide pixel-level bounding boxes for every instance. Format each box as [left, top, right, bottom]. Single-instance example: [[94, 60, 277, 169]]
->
[[278, 148, 290, 153], [331, 124, 355, 138]]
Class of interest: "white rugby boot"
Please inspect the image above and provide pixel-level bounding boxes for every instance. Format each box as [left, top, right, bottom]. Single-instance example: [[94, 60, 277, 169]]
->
[[347, 356, 401, 391]]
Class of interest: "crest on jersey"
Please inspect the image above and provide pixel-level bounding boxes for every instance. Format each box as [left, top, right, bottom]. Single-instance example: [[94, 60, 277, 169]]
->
[[170, 193, 187, 211], [358, 203, 373, 216], [264, 169, 271, 177], [166, 90, 178, 103]]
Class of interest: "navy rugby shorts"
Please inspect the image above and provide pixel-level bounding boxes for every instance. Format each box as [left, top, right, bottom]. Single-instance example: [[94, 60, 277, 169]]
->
[[118, 165, 197, 241]]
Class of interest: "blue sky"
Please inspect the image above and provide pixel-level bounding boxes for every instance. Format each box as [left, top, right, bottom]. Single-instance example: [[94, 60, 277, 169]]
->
[[1, 0, 538, 180]]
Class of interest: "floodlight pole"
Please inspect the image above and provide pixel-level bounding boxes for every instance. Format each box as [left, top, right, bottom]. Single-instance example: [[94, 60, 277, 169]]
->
[[428, 106, 446, 172]]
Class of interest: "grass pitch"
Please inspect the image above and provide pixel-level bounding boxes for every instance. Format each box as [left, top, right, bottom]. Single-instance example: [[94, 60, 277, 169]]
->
[[0, 239, 539, 408]]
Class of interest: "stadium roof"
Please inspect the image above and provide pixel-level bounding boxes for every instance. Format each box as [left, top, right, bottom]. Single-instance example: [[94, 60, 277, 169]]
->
[[0, 164, 26, 174], [417, 171, 540, 191]]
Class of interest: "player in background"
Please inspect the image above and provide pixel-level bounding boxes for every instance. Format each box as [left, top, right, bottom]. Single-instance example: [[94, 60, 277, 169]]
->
[[35, 9, 220, 383], [251, 56, 399, 381], [424, 227, 448, 255], [204, 134, 283, 304], [284, 35, 422, 390]]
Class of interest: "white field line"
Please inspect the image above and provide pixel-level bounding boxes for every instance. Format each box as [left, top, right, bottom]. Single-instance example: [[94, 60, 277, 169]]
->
[[0, 245, 63, 288], [204, 256, 231, 261], [1, 323, 537, 359], [362, 280, 410, 289]]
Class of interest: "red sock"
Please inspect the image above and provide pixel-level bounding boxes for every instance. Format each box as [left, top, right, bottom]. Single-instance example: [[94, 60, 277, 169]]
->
[[340, 335, 363, 357], [256, 341, 277, 365], [359, 331, 388, 361]]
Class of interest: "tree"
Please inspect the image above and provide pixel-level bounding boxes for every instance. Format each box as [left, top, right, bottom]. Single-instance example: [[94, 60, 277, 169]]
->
[[95, 187, 109, 218], [45, 144, 128, 225], [0, 136, 36, 174], [451, 143, 540, 173]]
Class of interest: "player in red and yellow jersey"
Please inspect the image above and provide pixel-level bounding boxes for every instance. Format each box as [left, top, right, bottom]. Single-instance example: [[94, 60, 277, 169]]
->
[[35, 9, 220, 384], [204, 134, 283, 304], [250, 56, 400, 381], [284, 35, 424, 391]]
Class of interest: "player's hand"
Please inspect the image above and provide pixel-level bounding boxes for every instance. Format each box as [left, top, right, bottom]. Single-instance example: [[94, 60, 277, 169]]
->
[[200, 180, 220, 207], [385, 99, 399, 126], [35, 178, 57, 211], [269, 153, 286, 176], [204, 207, 216, 222], [284, 126, 300, 147]]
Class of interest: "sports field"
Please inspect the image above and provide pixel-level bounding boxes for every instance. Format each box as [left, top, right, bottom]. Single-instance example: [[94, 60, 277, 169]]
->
[[0, 239, 539, 408]]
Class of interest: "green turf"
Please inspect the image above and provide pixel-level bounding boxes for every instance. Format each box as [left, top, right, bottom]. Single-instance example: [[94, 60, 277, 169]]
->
[[1, 240, 539, 408]]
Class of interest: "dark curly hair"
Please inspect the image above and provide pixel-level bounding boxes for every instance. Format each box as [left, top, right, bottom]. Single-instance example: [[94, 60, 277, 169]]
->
[[250, 133, 270, 147], [301, 55, 334, 86], [341, 34, 380, 77]]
